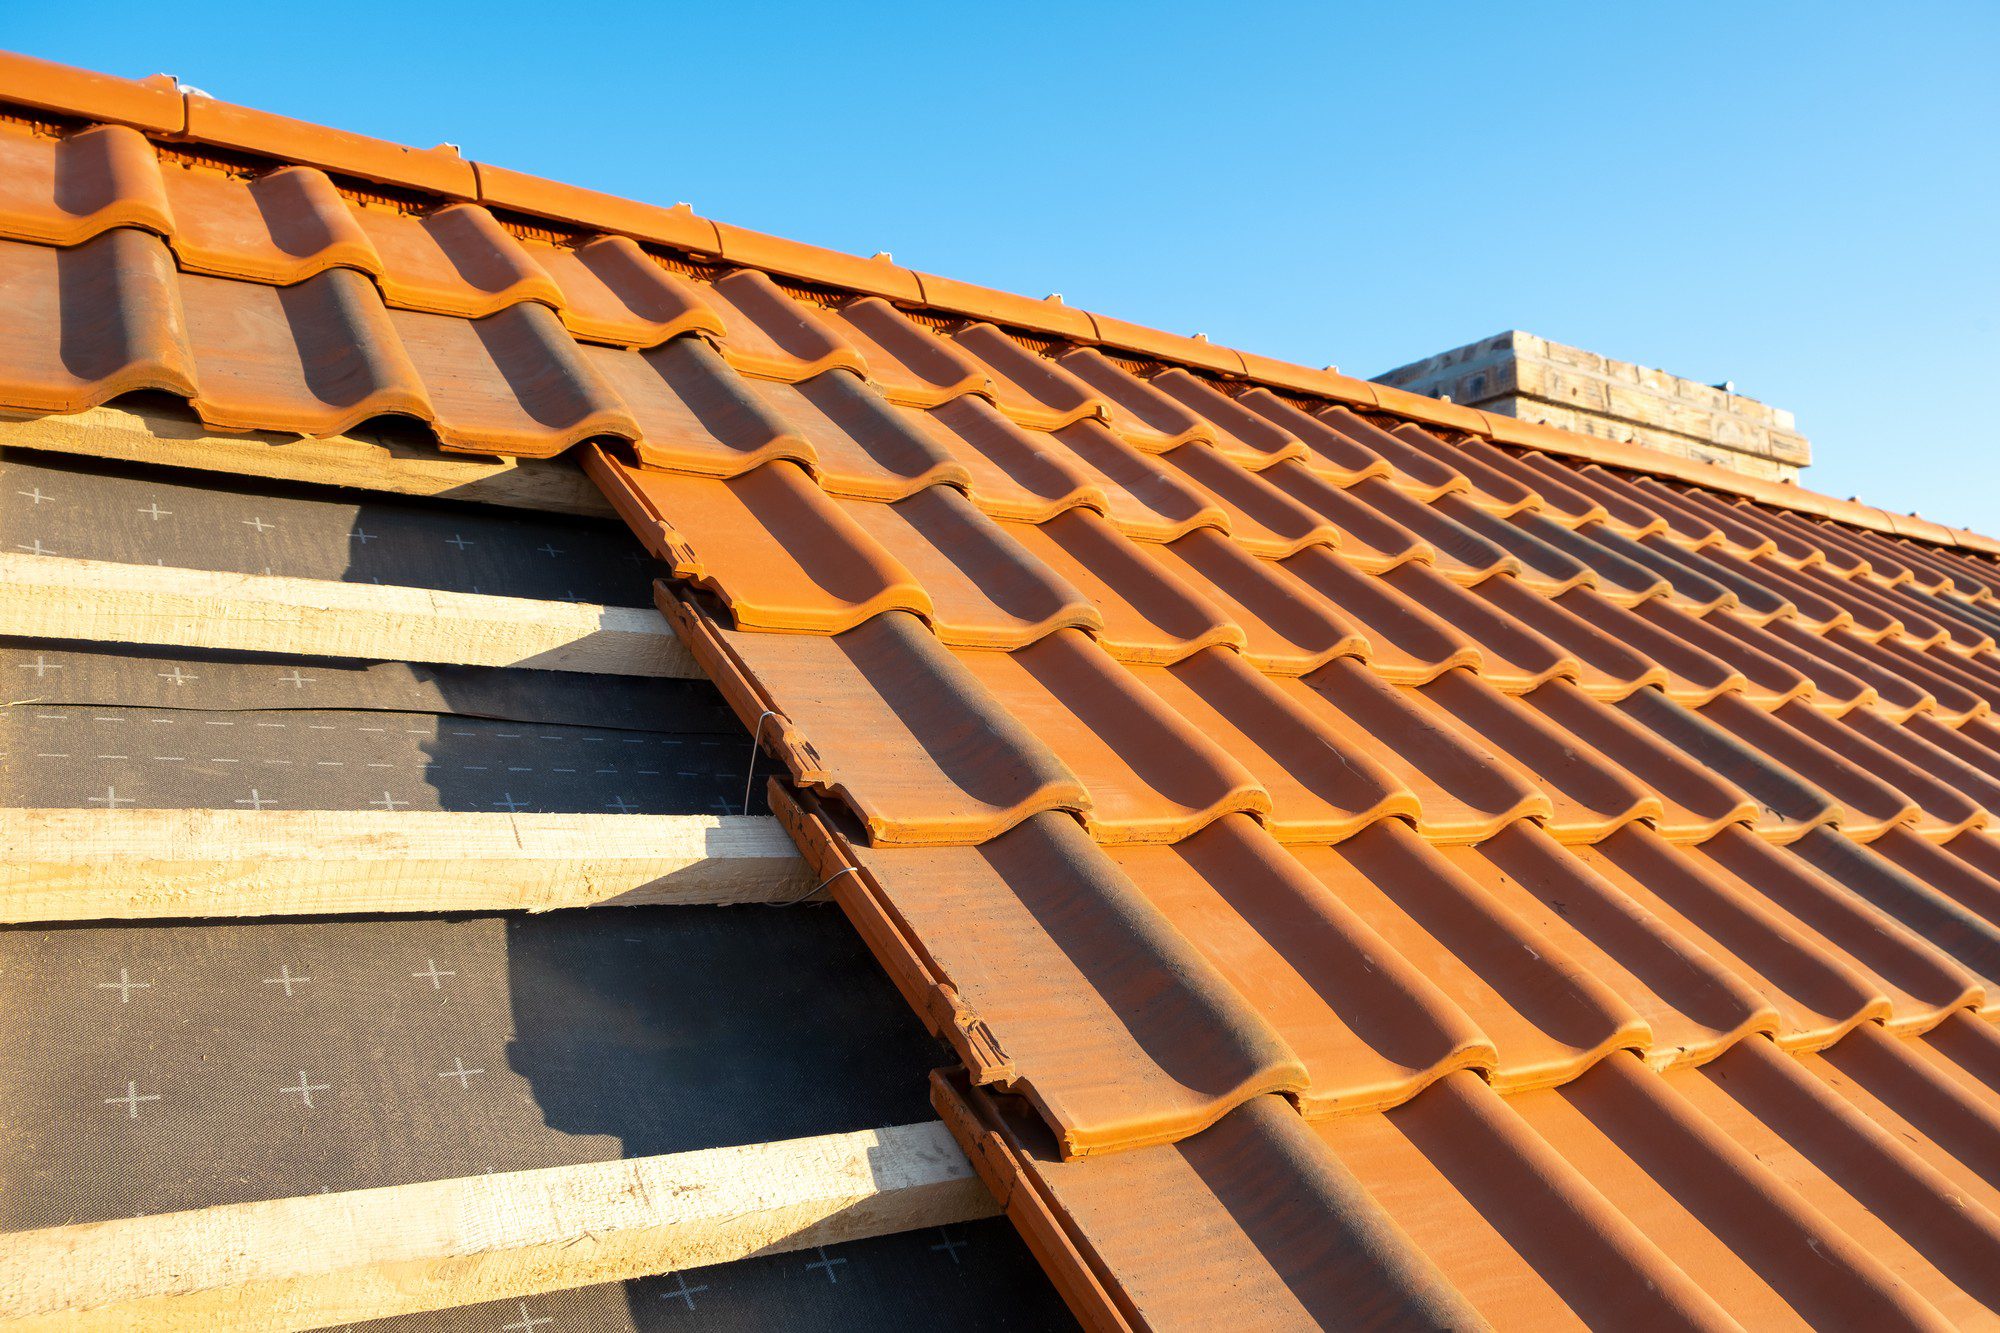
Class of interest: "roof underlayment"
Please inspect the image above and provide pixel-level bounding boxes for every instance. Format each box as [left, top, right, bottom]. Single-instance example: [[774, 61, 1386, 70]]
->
[[8, 49, 2000, 1330], [2, 454, 1077, 1329]]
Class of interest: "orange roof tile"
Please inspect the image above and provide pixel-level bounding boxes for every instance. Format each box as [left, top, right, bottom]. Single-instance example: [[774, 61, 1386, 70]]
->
[[10, 51, 2000, 1328]]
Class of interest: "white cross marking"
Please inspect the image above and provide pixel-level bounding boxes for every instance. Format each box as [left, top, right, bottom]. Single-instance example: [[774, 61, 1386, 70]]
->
[[242, 515, 275, 532], [604, 795, 638, 814], [277, 670, 314, 689], [87, 786, 135, 808], [657, 1272, 707, 1310], [537, 543, 564, 558], [16, 539, 53, 555], [158, 666, 199, 686], [438, 1057, 484, 1088], [444, 533, 476, 550], [263, 964, 310, 996], [105, 1081, 159, 1118], [16, 654, 63, 677], [235, 789, 277, 810], [804, 1248, 852, 1280], [136, 503, 173, 521], [931, 1227, 970, 1263], [500, 1303, 552, 1333], [369, 790, 409, 810], [97, 968, 152, 1003], [350, 527, 376, 544], [280, 1072, 329, 1108], [493, 792, 529, 813], [16, 486, 50, 504], [412, 959, 456, 990]]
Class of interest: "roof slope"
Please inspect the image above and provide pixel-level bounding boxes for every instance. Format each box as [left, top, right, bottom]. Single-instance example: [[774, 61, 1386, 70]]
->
[[9, 51, 2000, 1330]]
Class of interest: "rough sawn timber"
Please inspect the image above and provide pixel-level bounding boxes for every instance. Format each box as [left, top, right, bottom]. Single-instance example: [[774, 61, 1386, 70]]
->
[[0, 404, 616, 517], [0, 553, 698, 677], [0, 1121, 997, 1330], [0, 808, 812, 921]]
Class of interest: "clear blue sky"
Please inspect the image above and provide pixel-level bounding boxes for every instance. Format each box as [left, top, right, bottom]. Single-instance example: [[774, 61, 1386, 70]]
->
[[17, 5, 1999, 528]]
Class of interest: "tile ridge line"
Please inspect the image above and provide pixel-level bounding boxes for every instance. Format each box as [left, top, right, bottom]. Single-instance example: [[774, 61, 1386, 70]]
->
[[2, 47, 1994, 559]]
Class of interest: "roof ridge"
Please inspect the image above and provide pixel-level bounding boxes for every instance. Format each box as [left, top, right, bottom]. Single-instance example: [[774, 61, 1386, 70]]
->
[[2, 46, 1994, 558]]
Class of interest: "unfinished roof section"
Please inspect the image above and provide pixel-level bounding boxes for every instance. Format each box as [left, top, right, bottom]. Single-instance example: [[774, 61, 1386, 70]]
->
[[10, 51, 2000, 1330]]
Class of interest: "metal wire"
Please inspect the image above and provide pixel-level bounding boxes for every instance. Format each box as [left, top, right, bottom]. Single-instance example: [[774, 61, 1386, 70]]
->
[[741, 710, 778, 816], [767, 864, 860, 908]]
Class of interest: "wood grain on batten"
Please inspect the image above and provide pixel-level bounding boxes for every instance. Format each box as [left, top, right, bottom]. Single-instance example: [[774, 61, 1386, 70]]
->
[[0, 1121, 998, 1331], [0, 808, 812, 921], [0, 404, 616, 517], [0, 553, 698, 677]]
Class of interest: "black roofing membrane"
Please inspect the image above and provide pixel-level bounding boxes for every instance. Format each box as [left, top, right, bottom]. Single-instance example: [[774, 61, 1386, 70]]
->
[[3, 453, 1077, 1327], [345, 1219, 1078, 1332], [2, 448, 667, 604], [1, 642, 782, 814], [0, 904, 955, 1229]]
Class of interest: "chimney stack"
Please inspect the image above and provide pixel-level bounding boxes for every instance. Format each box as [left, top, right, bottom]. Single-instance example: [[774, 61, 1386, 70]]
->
[[1374, 331, 1810, 481]]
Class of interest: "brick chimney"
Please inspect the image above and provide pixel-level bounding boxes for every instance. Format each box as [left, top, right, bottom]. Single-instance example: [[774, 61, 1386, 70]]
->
[[1373, 331, 1811, 481]]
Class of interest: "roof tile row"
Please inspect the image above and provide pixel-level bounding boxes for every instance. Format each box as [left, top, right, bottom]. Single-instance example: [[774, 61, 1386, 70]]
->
[[3, 72, 1995, 552], [944, 1013, 2000, 1329]]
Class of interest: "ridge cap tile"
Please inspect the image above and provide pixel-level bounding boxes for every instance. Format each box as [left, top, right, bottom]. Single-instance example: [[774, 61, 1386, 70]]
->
[[182, 91, 477, 197], [0, 50, 184, 132]]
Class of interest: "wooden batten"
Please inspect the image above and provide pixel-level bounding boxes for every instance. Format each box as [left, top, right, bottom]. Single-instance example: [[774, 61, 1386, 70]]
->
[[0, 808, 812, 921], [0, 554, 698, 677], [0, 1121, 997, 1330], [0, 404, 616, 517]]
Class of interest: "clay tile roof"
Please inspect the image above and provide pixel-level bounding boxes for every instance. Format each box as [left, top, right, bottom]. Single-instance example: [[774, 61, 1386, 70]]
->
[[10, 50, 2000, 1328]]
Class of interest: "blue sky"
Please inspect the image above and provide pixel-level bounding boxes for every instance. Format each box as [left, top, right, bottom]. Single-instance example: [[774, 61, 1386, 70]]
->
[[17, 5, 1999, 527]]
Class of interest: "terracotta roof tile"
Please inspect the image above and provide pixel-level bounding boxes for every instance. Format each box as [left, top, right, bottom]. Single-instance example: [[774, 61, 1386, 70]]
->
[[535, 234, 724, 346], [1112, 816, 1495, 1116], [1054, 349, 1214, 454], [599, 459, 932, 631], [389, 300, 635, 455], [836, 492, 1099, 643], [163, 162, 383, 286], [1041, 418, 1228, 541], [0, 228, 196, 412], [796, 805, 1308, 1155], [935, 1072, 1485, 1330], [1149, 530, 1366, 675], [829, 296, 990, 407], [742, 372, 968, 499], [678, 604, 1087, 844], [956, 630, 1271, 844], [704, 267, 865, 381], [952, 322, 1109, 431], [178, 267, 429, 434], [14, 58, 2000, 1327], [582, 337, 807, 475], [1131, 653, 1418, 842], [1231, 387, 1395, 485], [0, 119, 172, 245], [350, 200, 563, 316], [997, 511, 1241, 664]]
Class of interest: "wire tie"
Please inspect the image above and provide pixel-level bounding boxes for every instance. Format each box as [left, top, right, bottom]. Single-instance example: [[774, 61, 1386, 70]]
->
[[770, 864, 860, 907], [741, 709, 778, 816]]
